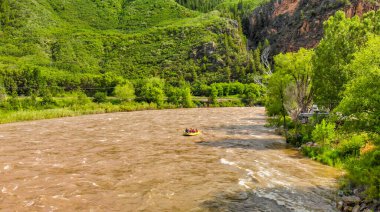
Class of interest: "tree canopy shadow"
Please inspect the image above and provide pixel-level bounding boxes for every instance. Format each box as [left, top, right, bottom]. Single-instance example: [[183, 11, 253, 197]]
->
[[204, 124, 274, 136]]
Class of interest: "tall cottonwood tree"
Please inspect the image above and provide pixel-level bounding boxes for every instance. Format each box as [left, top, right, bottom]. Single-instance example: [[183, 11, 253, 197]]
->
[[335, 35, 380, 132], [266, 71, 291, 134], [312, 10, 380, 110], [272, 48, 314, 120]]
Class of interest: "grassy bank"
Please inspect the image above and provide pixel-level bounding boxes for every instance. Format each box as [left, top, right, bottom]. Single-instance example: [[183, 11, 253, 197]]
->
[[0, 96, 249, 124], [0, 101, 164, 124], [268, 116, 380, 202]]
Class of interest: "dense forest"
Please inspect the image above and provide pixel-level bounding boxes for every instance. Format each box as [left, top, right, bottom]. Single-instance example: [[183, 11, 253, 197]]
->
[[0, 0, 379, 208], [0, 0, 270, 122]]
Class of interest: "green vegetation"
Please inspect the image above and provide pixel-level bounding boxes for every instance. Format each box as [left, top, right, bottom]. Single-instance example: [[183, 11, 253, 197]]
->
[[176, 0, 268, 19], [266, 10, 380, 199], [0, 0, 266, 89], [1, 0, 378, 203], [0, 77, 264, 123], [0, 0, 268, 122]]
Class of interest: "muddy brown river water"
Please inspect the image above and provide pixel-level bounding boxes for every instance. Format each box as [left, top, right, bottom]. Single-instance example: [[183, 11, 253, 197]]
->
[[0, 107, 341, 211]]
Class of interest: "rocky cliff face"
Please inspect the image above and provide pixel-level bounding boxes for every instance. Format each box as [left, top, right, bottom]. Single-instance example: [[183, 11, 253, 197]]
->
[[246, 0, 379, 55]]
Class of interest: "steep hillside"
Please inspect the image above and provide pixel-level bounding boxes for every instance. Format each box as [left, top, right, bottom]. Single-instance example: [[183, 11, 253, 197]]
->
[[246, 0, 379, 56], [0, 0, 267, 92]]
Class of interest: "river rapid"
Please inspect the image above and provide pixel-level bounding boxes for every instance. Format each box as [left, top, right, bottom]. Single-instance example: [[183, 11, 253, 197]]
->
[[0, 107, 341, 211]]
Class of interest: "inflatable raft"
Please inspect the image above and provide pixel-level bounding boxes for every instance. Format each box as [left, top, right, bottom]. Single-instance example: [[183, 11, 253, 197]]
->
[[183, 131, 201, 136]]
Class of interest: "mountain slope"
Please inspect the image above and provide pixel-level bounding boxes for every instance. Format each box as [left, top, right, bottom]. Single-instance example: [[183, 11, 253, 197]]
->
[[246, 0, 379, 56], [0, 0, 267, 89]]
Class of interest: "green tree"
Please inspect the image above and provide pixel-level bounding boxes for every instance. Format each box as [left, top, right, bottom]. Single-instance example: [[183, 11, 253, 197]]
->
[[209, 84, 218, 105], [312, 11, 379, 110], [139, 77, 166, 106], [274, 48, 314, 119], [166, 86, 182, 105], [114, 81, 135, 102], [334, 35, 380, 132], [243, 83, 262, 106], [266, 71, 292, 133], [181, 86, 193, 108]]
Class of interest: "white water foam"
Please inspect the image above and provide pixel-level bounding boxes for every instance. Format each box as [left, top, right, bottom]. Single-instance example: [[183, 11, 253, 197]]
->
[[3, 164, 11, 170], [238, 179, 250, 189], [220, 158, 255, 189], [220, 158, 236, 166]]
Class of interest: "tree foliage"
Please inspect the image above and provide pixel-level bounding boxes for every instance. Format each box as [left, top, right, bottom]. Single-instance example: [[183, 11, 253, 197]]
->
[[114, 81, 136, 102], [137, 78, 166, 106], [312, 10, 380, 109], [273, 48, 314, 119]]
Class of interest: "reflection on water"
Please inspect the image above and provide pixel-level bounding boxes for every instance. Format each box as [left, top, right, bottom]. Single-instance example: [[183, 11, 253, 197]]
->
[[0, 107, 340, 211]]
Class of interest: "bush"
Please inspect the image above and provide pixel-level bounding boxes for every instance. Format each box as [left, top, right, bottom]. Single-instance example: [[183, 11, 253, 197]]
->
[[302, 146, 340, 166], [337, 134, 367, 158], [242, 83, 262, 106], [114, 81, 136, 101], [93, 92, 107, 103], [346, 149, 380, 199], [41, 91, 56, 107], [166, 86, 182, 105], [315, 148, 340, 166], [209, 85, 218, 105], [181, 87, 194, 108], [76, 91, 92, 105], [312, 119, 336, 146], [6, 96, 22, 110], [0, 84, 6, 102]]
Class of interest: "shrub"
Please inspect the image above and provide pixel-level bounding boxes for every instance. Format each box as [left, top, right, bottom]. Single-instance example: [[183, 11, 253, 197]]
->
[[312, 119, 336, 146], [0, 84, 6, 102], [242, 83, 262, 106], [7, 96, 22, 110], [337, 134, 367, 158], [346, 149, 380, 199], [315, 148, 340, 166], [181, 87, 194, 108], [286, 128, 303, 146], [93, 92, 107, 103], [302, 146, 340, 166], [76, 91, 91, 105], [166, 86, 182, 105], [114, 81, 135, 102], [41, 91, 56, 107], [209, 85, 218, 105]]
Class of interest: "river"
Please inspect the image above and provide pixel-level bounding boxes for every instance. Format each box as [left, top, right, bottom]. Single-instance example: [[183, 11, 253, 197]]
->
[[0, 107, 341, 211]]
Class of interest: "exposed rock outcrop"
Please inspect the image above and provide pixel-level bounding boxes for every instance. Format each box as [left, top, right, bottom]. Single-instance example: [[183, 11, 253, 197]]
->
[[245, 0, 379, 56]]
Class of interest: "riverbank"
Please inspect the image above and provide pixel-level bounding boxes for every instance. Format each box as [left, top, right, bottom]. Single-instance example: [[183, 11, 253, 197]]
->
[[0, 96, 245, 124], [269, 117, 379, 212], [337, 193, 380, 212], [0, 102, 164, 124]]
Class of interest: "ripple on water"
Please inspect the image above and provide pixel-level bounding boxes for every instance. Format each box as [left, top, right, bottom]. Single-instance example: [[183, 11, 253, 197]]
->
[[0, 107, 340, 211]]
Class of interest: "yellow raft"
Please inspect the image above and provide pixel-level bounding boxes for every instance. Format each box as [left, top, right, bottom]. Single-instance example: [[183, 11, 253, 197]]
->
[[183, 131, 201, 136]]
